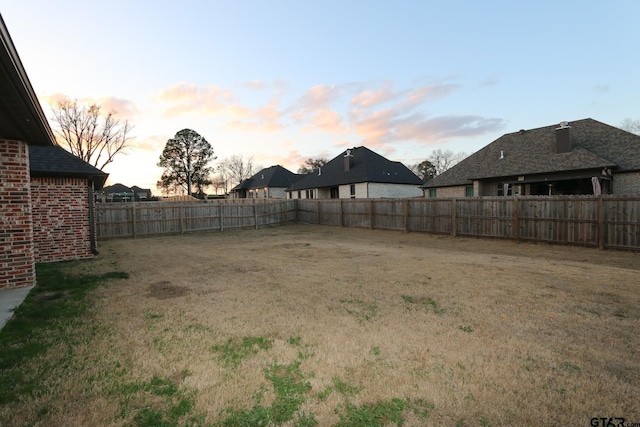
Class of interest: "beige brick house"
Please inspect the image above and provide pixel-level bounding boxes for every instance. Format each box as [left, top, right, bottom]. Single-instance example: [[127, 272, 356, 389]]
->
[[424, 119, 640, 198]]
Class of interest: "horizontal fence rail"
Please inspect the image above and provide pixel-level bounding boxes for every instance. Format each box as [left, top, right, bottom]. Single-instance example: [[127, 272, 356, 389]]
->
[[96, 200, 297, 238], [96, 196, 640, 250]]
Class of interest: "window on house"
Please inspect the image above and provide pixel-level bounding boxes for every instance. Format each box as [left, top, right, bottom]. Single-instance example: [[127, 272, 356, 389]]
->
[[465, 185, 474, 197], [330, 187, 339, 199], [263, 188, 267, 198], [297, 190, 301, 199], [428, 188, 436, 198], [350, 184, 356, 198], [306, 189, 314, 199]]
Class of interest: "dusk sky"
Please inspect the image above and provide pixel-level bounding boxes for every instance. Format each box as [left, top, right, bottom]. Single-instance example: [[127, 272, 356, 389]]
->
[[3, 1, 639, 194]]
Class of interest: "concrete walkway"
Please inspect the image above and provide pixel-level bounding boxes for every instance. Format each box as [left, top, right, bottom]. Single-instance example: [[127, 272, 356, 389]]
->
[[0, 286, 33, 330]]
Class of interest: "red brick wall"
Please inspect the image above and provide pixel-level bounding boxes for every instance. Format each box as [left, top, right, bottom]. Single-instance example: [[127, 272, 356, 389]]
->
[[30, 176, 94, 262], [0, 139, 36, 289]]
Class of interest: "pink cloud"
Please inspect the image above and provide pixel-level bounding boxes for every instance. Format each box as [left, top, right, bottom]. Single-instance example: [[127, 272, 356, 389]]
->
[[350, 84, 398, 108], [402, 84, 459, 108], [41, 93, 140, 120], [302, 109, 349, 134], [133, 134, 166, 152], [225, 99, 283, 132], [155, 82, 233, 117]]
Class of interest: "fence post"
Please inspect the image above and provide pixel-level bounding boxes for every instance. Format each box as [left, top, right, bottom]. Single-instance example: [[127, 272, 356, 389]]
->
[[404, 199, 410, 232], [451, 198, 457, 237], [513, 197, 519, 242], [254, 199, 259, 229], [369, 200, 374, 229], [131, 203, 137, 238], [597, 196, 604, 250], [179, 204, 184, 234], [220, 203, 224, 231]]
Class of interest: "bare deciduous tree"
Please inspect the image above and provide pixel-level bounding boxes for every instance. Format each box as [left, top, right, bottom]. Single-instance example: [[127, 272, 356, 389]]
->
[[429, 149, 468, 176], [217, 155, 259, 193], [51, 99, 133, 170], [620, 118, 640, 135]]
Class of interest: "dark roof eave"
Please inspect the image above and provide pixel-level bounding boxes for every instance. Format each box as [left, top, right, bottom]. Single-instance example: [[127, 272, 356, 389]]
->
[[0, 15, 56, 146]]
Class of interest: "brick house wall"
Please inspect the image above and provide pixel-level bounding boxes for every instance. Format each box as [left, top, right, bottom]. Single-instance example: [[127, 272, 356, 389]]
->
[[0, 139, 36, 289], [613, 172, 640, 196], [30, 176, 94, 262]]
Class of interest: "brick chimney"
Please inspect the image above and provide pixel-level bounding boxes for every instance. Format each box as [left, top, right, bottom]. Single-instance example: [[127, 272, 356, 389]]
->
[[555, 121, 572, 153], [344, 149, 353, 171]]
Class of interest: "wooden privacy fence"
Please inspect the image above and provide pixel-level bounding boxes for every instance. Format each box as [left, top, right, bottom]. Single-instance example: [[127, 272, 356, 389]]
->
[[96, 196, 640, 250], [297, 196, 640, 250], [96, 200, 297, 238]]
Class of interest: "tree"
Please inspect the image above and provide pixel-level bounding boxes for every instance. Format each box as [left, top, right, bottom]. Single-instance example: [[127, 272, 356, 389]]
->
[[297, 157, 328, 174], [50, 99, 133, 170], [157, 129, 215, 196], [428, 149, 467, 176], [217, 155, 258, 193], [620, 118, 640, 135], [408, 160, 437, 181]]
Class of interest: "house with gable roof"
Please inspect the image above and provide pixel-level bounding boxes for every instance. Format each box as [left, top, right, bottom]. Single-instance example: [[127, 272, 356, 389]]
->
[[287, 146, 423, 199], [424, 119, 640, 198], [230, 165, 301, 199], [1, 15, 108, 288]]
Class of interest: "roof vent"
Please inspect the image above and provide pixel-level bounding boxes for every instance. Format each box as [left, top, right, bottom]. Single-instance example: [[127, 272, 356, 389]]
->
[[555, 122, 572, 153], [344, 149, 353, 171], [500, 150, 505, 159]]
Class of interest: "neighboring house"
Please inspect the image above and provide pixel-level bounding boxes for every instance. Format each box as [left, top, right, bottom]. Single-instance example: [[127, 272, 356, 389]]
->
[[288, 146, 423, 199], [131, 185, 152, 200], [230, 165, 301, 199], [424, 119, 640, 198], [99, 183, 151, 202], [0, 15, 107, 288]]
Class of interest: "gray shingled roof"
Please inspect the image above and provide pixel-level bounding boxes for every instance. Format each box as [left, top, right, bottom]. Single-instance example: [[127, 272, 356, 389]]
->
[[29, 145, 109, 189], [425, 118, 640, 188], [231, 165, 301, 191], [289, 146, 422, 191]]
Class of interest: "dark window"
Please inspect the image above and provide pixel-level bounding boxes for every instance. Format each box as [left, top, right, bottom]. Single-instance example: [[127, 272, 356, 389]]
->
[[330, 187, 339, 199], [350, 184, 356, 198], [465, 185, 474, 197], [428, 188, 436, 198], [297, 190, 301, 199], [306, 189, 314, 199]]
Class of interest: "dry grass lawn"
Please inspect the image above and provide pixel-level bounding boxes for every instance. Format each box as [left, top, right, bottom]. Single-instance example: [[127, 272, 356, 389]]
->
[[3, 224, 639, 426]]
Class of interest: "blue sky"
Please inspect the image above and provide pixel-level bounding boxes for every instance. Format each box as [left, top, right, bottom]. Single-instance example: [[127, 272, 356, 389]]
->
[[3, 1, 639, 193]]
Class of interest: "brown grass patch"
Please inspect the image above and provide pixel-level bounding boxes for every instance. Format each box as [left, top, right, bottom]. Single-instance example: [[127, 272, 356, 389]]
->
[[2, 224, 639, 426]]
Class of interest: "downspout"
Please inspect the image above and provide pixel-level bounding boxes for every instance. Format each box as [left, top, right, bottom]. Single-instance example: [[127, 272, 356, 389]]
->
[[88, 178, 99, 255]]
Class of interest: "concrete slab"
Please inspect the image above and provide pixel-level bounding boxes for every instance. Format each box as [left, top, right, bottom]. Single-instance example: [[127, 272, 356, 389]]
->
[[0, 286, 34, 330]]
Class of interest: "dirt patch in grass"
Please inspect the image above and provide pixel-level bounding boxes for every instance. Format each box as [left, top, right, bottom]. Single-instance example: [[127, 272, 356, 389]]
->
[[2, 224, 639, 426], [147, 281, 191, 300]]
